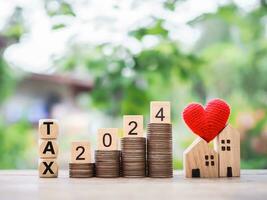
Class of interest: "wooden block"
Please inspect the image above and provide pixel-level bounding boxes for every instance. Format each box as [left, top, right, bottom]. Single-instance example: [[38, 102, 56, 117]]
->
[[39, 159, 58, 178], [150, 101, 171, 123], [71, 141, 91, 163], [183, 137, 219, 178], [97, 128, 119, 150], [39, 140, 58, 159], [39, 119, 59, 139], [123, 115, 143, 137], [214, 124, 240, 177]]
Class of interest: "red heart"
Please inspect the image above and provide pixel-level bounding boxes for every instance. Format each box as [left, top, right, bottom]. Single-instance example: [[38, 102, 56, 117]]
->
[[182, 99, 230, 143]]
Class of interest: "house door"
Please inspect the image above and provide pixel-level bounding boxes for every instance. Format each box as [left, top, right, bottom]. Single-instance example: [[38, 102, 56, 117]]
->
[[192, 168, 200, 178], [227, 167, 232, 177]]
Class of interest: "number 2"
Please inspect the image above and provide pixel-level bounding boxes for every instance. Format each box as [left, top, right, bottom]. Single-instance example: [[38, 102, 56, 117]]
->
[[155, 107, 165, 121], [76, 146, 85, 160], [128, 121, 138, 135]]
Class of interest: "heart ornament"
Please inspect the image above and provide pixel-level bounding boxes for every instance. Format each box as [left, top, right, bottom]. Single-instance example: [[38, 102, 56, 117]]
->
[[182, 99, 230, 143]]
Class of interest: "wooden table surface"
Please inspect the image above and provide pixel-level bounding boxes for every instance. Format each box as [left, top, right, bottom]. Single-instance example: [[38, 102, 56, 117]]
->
[[0, 170, 266, 200]]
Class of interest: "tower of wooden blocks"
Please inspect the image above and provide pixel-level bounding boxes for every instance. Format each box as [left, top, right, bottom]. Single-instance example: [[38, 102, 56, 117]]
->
[[38, 119, 59, 178]]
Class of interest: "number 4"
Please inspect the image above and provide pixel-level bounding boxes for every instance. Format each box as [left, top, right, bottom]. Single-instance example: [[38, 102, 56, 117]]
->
[[155, 107, 165, 121], [150, 101, 171, 123]]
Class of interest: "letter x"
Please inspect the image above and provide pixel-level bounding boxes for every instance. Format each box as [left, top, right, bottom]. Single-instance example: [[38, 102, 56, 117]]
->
[[43, 161, 54, 174]]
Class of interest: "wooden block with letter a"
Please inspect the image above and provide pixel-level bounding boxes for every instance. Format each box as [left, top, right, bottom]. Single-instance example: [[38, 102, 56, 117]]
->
[[39, 140, 58, 159], [123, 115, 143, 137], [150, 101, 171, 123], [97, 128, 119, 150], [71, 141, 91, 163], [214, 124, 240, 177], [39, 159, 58, 178], [39, 119, 59, 139]]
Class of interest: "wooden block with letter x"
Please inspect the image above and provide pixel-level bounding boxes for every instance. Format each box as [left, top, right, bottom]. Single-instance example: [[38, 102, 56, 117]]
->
[[39, 119, 59, 139], [39, 159, 58, 178], [150, 101, 171, 123], [97, 128, 119, 150], [71, 141, 91, 163], [39, 140, 58, 159], [123, 115, 143, 137]]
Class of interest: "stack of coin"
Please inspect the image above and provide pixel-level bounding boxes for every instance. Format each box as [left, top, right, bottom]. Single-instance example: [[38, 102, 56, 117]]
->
[[95, 150, 121, 178], [121, 137, 146, 177], [69, 163, 95, 178], [147, 123, 173, 178]]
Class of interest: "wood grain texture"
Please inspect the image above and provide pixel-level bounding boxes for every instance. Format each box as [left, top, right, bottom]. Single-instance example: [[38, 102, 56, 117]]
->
[[97, 128, 119, 150], [39, 119, 59, 139], [214, 124, 240, 177], [123, 115, 143, 137], [0, 170, 266, 200], [150, 101, 171, 123], [183, 137, 219, 178], [71, 141, 91, 163]]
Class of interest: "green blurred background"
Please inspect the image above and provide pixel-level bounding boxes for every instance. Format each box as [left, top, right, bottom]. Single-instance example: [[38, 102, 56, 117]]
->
[[0, 0, 267, 169]]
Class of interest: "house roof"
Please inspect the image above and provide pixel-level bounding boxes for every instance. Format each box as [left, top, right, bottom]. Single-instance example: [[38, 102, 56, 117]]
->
[[26, 73, 94, 93], [184, 137, 216, 155]]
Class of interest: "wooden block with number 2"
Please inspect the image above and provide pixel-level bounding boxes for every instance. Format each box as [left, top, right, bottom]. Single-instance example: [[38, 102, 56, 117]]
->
[[97, 128, 118, 150], [71, 141, 91, 163], [123, 115, 143, 137], [150, 101, 171, 123]]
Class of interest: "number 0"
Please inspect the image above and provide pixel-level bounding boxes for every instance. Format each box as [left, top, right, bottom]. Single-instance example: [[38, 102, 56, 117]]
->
[[103, 133, 112, 147]]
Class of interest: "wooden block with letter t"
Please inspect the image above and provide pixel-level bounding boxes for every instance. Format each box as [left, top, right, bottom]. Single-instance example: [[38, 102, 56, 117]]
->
[[39, 140, 58, 159], [97, 128, 119, 150], [123, 115, 143, 137], [150, 101, 171, 123], [71, 141, 91, 163], [39, 119, 59, 139], [39, 159, 58, 178], [214, 124, 240, 177]]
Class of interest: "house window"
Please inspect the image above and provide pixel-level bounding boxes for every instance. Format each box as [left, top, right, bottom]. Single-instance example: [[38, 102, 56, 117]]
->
[[221, 139, 231, 151], [204, 155, 215, 167]]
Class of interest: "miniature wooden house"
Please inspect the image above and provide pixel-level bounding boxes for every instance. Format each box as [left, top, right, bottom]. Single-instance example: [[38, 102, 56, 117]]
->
[[183, 137, 219, 178], [214, 124, 240, 177]]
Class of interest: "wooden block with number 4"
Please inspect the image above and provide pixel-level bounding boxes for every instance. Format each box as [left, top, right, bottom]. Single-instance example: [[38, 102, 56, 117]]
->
[[97, 128, 119, 150], [123, 115, 143, 137], [39, 119, 59, 139], [39, 140, 58, 158], [150, 101, 171, 123], [39, 159, 58, 178], [71, 141, 91, 163]]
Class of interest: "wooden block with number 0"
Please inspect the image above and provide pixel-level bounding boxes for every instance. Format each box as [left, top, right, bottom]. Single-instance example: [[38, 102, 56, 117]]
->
[[123, 115, 143, 137], [150, 101, 171, 123], [71, 141, 91, 163], [97, 128, 119, 150]]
